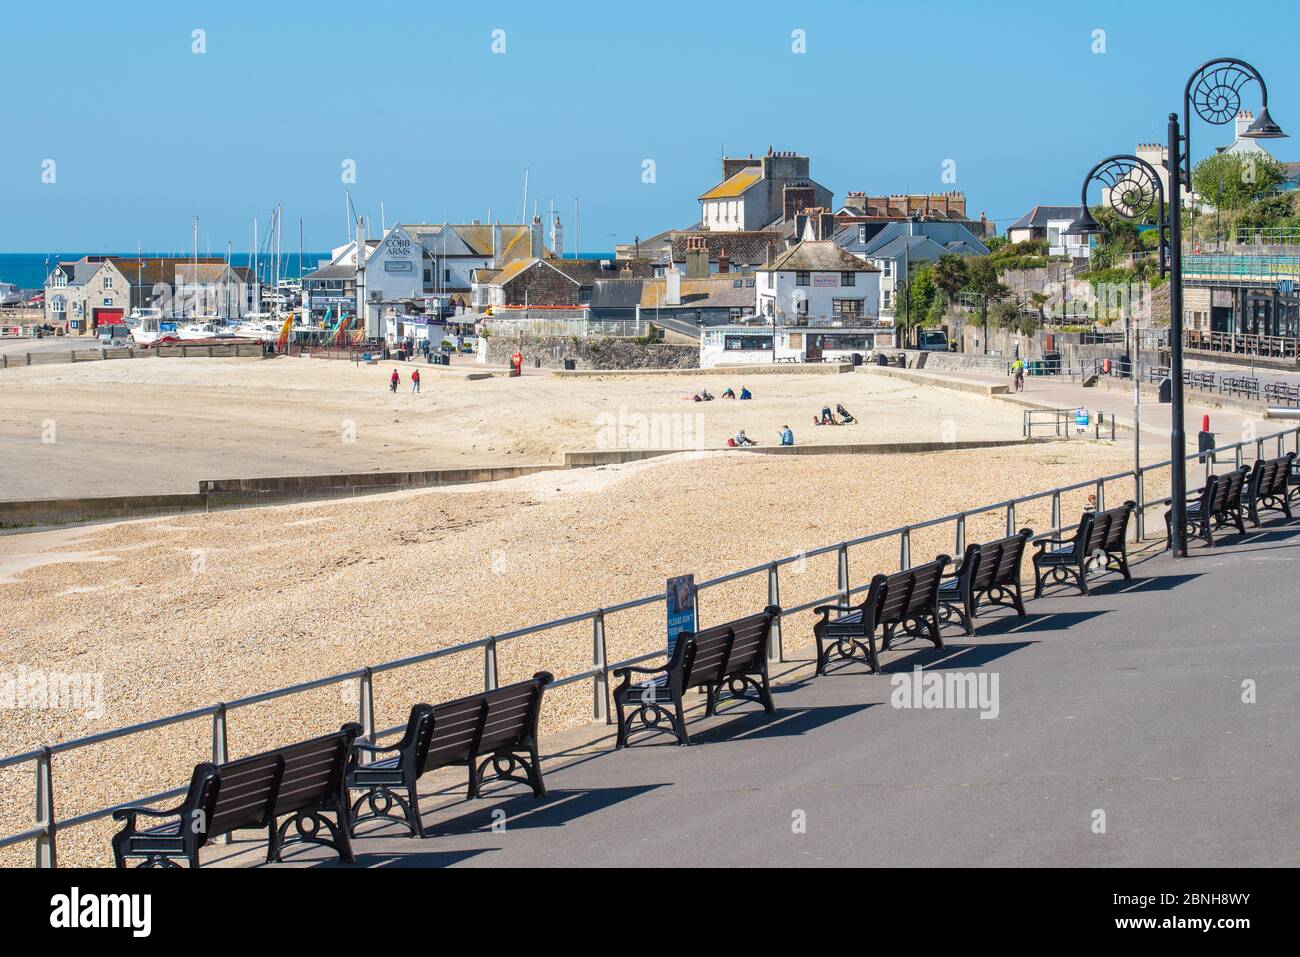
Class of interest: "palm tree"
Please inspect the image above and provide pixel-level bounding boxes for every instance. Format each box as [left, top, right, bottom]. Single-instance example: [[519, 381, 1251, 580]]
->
[[930, 254, 969, 314]]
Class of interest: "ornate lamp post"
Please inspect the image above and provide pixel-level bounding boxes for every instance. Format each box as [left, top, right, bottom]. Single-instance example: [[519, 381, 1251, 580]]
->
[[1069, 58, 1285, 557]]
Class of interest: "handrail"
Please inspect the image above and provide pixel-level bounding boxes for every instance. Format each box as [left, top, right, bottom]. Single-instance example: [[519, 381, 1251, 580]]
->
[[3, 423, 1297, 866]]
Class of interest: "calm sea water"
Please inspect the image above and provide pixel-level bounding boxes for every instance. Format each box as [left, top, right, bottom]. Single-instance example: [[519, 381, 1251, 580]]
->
[[0, 251, 617, 291], [0, 253, 329, 291]]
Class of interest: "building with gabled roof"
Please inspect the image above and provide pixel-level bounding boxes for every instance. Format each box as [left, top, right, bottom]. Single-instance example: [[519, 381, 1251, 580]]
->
[[756, 240, 880, 325]]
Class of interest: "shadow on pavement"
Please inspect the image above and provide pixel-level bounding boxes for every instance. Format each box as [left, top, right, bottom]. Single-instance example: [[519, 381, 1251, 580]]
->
[[695, 702, 875, 744], [884, 640, 1036, 672], [969, 610, 1109, 635], [421, 784, 668, 836], [1088, 573, 1201, 595]]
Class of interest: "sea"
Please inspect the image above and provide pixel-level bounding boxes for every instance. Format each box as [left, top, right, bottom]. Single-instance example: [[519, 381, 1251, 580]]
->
[[0, 251, 618, 292], [0, 253, 330, 292]]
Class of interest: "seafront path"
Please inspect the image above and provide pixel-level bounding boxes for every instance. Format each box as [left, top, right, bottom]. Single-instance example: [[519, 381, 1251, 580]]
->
[[211, 522, 1300, 868]]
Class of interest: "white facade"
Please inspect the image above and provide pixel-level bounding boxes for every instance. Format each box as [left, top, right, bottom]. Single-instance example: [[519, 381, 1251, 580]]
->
[[756, 266, 880, 325], [1046, 218, 1091, 259], [699, 324, 887, 368]]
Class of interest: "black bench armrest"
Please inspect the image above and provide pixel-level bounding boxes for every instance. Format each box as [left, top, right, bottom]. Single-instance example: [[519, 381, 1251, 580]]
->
[[613, 662, 669, 681], [1033, 537, 1066, 551], [813, 604, 853, 618], [112, 802, 186, 828], [351, 740, 403, 757]]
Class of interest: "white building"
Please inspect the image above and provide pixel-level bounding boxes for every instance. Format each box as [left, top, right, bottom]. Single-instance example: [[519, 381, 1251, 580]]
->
[[755, 240, 881, 324], [699, 323, 887, 368]]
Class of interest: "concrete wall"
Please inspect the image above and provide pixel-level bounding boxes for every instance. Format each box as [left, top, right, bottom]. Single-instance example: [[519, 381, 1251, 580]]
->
[[483, 334, 698, 370]]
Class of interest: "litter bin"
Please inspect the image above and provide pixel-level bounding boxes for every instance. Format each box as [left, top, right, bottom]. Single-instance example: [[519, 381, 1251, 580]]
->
[[563, 358, 577, 370], [874, 352, 889, 366], [851, 352, 863, 367], [1158, 377, 1172, 403], [1042, 351, 1061, 375]]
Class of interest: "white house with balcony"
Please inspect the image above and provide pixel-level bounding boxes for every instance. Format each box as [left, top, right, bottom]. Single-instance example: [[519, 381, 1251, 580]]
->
[[755, 240, 880, 324]]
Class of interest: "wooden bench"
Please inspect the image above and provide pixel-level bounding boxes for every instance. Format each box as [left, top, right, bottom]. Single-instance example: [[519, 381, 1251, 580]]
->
[[1246, 453, 1295, 526], [347, 672, 553, 837], [111, 723, 360, 868], [1166, 467, 1247, 547], [1032, 501, 1135, 596], [813, 555, 949, 675], [938, 529, 1032, 635], [613, 606, 779, 747]]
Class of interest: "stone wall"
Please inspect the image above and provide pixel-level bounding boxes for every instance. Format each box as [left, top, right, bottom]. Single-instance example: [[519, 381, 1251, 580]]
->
[[483, 334, 698, 370]]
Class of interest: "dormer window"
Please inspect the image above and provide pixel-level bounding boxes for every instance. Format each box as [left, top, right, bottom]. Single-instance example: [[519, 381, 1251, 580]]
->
[[54, 272, 67, 288]]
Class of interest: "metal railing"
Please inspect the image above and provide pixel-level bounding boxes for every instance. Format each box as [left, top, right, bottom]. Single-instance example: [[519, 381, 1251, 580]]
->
[[1022, 408, 1117, 440], [4, 423, 1299, 867], [1184, 330, 1300, 359]]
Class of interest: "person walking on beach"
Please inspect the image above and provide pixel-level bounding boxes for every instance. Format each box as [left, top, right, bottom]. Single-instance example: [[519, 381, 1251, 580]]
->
[[411, 368, 421, 393], [390, 369, 400, 393]]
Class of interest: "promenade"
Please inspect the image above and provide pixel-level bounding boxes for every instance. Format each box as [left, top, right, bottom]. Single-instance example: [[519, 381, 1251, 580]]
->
[[214, 519, 1300, 868]]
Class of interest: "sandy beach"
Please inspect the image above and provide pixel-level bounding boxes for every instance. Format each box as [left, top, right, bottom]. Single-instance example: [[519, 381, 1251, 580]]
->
[[0, 355, 1024, 499]]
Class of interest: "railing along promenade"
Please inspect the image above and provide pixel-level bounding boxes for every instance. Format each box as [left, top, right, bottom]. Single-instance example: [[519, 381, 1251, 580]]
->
[[3, 424, 1299, 866]]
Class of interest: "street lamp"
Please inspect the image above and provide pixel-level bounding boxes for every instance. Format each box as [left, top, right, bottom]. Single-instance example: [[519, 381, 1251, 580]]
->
[[1069, 58, 1285, 558]]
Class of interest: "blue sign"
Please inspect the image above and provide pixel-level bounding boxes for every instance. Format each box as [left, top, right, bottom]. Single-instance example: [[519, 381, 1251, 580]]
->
[[666, 575, 696, 656], [1075, 408, 1089, 432]]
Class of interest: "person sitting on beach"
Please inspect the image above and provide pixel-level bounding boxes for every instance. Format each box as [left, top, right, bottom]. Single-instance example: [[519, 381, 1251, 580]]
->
[[721, 387, 736, 399], [699, 387, 714, 401], [390, 369, 400, 393], [739, 386, 752, 400], [820, 406, 838, 426], [836, 403, 855, 424], [779, 425, 794, 446], [734, 429, 757, 447]]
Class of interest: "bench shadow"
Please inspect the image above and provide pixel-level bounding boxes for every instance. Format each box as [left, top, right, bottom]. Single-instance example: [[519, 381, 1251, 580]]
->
[[882, 640, 1035, 672], [420, 784, 667, 836], [968, 610, 1110, 635], [692, 702, 875, 744], [299, 847, 495, 869], [1087, 573, 1201, 595]]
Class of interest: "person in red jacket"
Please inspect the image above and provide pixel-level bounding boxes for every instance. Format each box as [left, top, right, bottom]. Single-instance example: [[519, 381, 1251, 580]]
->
[[411, 368, 421, 393], [389, 369, 400, 393]]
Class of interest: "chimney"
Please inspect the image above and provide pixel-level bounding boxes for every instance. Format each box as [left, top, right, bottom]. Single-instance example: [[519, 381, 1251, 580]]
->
[[1236, 110, 1254, 138], [665, 267, 681, 306], [684, 236, 709, 279], [530, 215, 544, 258], [765, 240, 775, 267], [718, 247, 730, 274], [492, 223, 504, 267]]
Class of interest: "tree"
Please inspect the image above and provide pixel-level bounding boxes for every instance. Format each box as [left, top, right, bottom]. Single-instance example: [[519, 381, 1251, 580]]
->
[[930, 254, 969, 312], [1192, 152, 1288, 211]]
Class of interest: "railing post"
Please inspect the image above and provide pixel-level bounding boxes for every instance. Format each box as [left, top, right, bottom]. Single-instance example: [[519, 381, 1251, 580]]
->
[[1005, 502, 1015, 536], [210, 703, 231, 841], [1256, 438, 1264, 462], [484, 637, 499, 692], [591, 611, 609, 723], [767, 563, 783, 663], [359, 669, 375, 744], [1133, 471, 1145, 542], [1094, 480, 1105, 512], [1051, 491, 1061, 532], [955, 513, 966, 554], [899, 528, 911, 570], [34, 748, 55, 869], [1234, 444, 1242, 469], [837, 544, 849, 604]]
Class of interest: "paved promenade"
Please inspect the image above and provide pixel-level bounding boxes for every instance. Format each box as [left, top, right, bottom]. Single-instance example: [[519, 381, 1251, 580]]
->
[[216, 517, 1300, 868]]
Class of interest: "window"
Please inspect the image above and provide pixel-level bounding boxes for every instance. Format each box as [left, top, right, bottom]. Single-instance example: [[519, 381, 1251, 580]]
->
[[882, 260, 893, 277], [724, 334, 771, 350], [796, 271, 810, 286], [444, 269, 451, 283], [579, 286, 593, 303], [832, 299, 863, 319], [54, 272, 67, 288], [858, 225, 867, 243], [883, 290, 893, 309], [841, 272, 855, 286], [103, 275, 113, 289], [728, 307, 745, 320], [52, 295, 66, 313]]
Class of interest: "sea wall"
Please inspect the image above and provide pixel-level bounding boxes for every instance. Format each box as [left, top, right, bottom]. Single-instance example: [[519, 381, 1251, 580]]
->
[[483, 334, 698, 370]]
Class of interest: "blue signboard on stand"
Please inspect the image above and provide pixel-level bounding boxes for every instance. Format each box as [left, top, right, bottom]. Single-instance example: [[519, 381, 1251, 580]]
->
[[666, 575, 696, 656]]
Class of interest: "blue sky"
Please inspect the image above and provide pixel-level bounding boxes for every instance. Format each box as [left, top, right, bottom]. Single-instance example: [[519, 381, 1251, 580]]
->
[[2, 0, 1297, 253]]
